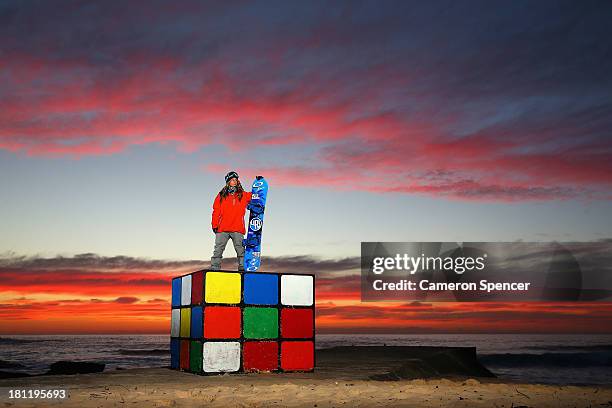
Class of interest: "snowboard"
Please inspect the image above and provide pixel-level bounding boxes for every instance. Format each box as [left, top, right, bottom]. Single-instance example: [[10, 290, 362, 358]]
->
[[243, 176, 269, 272]]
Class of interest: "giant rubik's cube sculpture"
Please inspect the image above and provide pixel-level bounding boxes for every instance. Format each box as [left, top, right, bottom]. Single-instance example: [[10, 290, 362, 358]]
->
[[170, 270, 315, 373]]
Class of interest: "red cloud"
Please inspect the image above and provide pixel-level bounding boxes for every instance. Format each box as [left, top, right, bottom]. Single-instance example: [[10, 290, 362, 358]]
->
[[2, 52, 611, 201], [2, 252, 612, 334], [316, 301, 612, 334]]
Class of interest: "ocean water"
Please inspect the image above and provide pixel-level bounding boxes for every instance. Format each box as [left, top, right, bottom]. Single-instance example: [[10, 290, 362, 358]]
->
[[1, 334, 611, 385]]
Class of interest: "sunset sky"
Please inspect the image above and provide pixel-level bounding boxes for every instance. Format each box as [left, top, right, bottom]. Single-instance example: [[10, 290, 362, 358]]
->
[[1, 0, 611, 334]]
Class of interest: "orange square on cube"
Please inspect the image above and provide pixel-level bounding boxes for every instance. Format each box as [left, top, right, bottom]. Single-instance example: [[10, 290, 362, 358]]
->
[[204, 306, 241, 338]]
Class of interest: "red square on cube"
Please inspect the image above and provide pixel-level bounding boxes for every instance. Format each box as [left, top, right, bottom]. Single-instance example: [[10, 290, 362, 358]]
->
[[243, 341, 278, 372], [191, 271, 203, 304], [204, 306, 241, 338], [281, 341, 314, 371], [281, 308, 313, 338], [180, 339, 190, 370]]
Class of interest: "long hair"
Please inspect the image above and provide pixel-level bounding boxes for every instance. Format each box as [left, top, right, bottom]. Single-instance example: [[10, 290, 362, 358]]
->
[[219, 179, 245, 202]]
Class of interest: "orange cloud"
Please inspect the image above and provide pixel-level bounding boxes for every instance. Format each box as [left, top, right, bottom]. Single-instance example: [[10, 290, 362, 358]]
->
[[2, 252, 612, 334]]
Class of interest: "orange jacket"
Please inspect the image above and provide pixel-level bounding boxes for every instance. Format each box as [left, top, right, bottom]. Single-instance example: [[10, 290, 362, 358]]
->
[[211, 191, 252, 234]]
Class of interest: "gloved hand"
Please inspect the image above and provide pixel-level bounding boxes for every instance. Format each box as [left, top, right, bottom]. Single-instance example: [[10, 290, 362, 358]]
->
[[212, 227, 218, 233]]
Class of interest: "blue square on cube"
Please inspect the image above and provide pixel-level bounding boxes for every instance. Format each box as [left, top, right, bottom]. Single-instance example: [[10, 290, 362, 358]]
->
[[170, 338, 180, 369], [171, 278, 181, 307], [244, 273, 278, 305], [191, 306, 203, 338]]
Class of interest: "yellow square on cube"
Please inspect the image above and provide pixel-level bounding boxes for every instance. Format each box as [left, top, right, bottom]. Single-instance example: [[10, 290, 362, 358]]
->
[[180, 308, 191, 337], [205, 272, 241, 304]]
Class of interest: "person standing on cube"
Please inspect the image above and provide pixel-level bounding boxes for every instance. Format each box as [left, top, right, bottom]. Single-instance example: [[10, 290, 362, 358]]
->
[[210, 171, 252, 271]]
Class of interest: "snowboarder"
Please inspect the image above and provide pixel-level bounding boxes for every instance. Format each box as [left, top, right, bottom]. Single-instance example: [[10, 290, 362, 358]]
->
[[210, 171, 252, 271]]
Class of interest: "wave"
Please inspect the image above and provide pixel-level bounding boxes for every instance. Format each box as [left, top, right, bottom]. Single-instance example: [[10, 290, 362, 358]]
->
[[0, 360, 26, 369], [117, 349, 168, 356], [0, 337, 46, 345], [525, 344, 612, 352], [480, 351, 612, 368]]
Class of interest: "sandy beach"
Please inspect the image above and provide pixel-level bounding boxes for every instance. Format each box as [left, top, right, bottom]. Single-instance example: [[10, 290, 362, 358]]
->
[[1, 367, 611, 408], [1, 346, 611, 407]]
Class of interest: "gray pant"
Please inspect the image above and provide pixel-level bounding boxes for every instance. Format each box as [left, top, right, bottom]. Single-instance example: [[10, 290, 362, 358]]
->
[[210, 232, 245, 271]]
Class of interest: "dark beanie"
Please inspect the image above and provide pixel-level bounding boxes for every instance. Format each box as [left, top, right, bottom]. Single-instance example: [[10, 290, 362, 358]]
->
[[225, 171, 239, 183]]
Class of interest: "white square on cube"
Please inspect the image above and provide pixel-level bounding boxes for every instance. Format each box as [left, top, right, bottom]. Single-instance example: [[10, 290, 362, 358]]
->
[[181, 275, 192, 305], [203, 342, 241, 372], [281, 274, 313, 306], [170, 309, 180, 337]]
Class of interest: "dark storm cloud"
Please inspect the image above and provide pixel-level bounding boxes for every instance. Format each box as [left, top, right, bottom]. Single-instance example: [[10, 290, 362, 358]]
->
[[0, 251, 358, 274], [0, 251, 358, 300]]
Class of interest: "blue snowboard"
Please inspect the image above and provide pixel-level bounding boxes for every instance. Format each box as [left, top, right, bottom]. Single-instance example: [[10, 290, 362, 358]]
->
[[243, 176, 268, 272]]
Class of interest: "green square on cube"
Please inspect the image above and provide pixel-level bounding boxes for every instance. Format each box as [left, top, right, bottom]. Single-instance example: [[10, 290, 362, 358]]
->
[[190, 341, 202, 372], [243, 307, 278, 339]]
